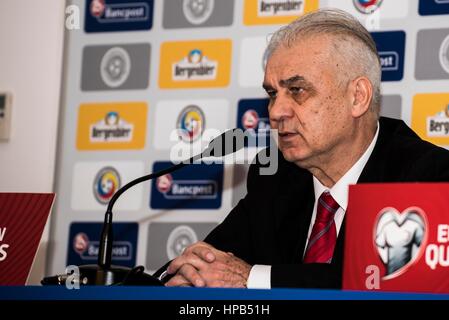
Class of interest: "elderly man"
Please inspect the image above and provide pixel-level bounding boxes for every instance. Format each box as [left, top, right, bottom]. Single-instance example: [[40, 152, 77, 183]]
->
[[157, 8, 449, 289]]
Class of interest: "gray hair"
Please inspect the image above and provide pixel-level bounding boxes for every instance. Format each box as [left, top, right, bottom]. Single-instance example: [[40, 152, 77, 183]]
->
[[265, 8, 381, 116]]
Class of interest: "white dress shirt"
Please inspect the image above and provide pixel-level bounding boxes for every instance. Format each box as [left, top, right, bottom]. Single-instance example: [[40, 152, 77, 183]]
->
[[246, 123, 380, 289]]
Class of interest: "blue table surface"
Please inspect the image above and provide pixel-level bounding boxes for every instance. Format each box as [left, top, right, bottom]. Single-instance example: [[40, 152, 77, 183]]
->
[[0, 286, 449, 300]]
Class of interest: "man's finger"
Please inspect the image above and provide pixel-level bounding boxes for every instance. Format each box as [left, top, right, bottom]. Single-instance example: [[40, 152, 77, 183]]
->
[[165, 274, 192, 287], [178, 264, 205, 287], [191, 245, 216, 263], [167, 253, 209, 275]]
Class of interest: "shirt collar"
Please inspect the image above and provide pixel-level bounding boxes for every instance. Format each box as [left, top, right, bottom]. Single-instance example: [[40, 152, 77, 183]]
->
[[313, 122, 379, 211]]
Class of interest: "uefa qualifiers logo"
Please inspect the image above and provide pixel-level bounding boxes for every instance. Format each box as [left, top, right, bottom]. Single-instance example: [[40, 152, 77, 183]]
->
[[93, 167, 121, 205], [182, 0, 214, 25], [374, 207, 427, 280], [366, 205, 449, 289], [166, 225, 198, 260]]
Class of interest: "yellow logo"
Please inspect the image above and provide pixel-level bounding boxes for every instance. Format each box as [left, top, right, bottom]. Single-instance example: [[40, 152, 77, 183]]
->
[[412, 93, 449, 147], [159, 39, 232, 89], [77, 102, 147, 150], [243, 0, 319, 25]]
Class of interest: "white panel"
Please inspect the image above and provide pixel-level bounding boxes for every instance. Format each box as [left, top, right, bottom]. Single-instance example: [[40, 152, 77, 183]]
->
[[71, 161, 144, 211], [239, 36, 269, 88]]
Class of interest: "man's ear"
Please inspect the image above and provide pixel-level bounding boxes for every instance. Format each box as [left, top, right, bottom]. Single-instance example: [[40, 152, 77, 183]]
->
[[350, 76, 373, 118]]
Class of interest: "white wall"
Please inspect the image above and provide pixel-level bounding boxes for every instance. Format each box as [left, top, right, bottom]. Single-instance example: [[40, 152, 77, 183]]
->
[[0, 0, 65, 284]]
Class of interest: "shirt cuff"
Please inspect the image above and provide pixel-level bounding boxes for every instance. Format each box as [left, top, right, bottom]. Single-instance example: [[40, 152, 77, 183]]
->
[[246, 265, 271, 289]]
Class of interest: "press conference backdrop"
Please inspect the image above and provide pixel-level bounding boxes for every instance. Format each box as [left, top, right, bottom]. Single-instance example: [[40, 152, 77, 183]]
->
[[48, 0, 449, 276]]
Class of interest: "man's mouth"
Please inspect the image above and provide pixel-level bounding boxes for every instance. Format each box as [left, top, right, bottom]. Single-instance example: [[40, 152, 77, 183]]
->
[[279, 132, 297, 137]]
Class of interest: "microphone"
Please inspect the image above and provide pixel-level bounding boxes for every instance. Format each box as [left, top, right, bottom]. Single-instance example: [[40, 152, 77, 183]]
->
[[43, 128, 245, 286]]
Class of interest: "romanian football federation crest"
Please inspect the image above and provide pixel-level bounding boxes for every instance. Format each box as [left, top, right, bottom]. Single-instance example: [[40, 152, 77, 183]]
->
[[93, 167, 121, 204], [176, 105, 206, 143], [353, 0, 383, 14]]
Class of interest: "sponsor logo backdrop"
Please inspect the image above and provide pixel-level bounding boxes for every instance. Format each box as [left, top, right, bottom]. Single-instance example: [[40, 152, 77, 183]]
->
[[49, 0, 449, 275]]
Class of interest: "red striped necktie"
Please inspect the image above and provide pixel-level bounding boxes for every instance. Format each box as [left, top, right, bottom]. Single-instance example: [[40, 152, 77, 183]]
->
[[303, 191, 340, 264]]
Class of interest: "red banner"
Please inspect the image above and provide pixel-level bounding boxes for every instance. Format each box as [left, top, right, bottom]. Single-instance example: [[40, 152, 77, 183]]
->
[[343, 183, 449, 293], [0, 193, 55, 285]]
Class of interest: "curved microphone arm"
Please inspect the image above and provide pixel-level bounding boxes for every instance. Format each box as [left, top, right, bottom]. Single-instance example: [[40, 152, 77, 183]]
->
[[97, 154, 201, 269], [96, 127, 241, 271]]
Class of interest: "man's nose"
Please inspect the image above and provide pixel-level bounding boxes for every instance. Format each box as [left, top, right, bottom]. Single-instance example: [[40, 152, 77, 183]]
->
[[269, 95, 294, 122]]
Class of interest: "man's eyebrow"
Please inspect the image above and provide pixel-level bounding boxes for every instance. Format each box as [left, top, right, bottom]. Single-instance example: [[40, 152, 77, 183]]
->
[[279, 75, 307, 87], [262, 75, 311, 91]]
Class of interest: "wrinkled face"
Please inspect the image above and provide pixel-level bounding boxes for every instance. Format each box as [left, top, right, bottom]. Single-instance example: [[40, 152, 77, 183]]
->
[[264, 35, 354, 168]]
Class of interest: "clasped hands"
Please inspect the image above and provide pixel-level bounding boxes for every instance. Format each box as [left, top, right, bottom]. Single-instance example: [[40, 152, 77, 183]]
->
[[165, 241, 251, 288]]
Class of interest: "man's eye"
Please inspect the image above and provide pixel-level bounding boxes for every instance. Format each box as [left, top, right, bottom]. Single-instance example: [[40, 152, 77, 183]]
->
[[289, 87, 303, 95], [266, 90, 277, 99]]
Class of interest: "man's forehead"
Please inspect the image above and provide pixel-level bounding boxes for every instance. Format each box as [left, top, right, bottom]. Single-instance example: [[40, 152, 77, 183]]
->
[[264, 38, 334, 83], [267, 36, 332, 64]]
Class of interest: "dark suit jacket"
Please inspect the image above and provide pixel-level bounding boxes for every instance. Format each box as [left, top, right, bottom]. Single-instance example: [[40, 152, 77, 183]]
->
[[203, 117, 449, 289]]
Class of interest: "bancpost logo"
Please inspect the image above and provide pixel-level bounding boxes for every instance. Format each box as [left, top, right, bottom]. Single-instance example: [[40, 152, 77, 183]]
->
[[77, 102, 147, 150], [419, 0, 449, 16], [371, 31, 406, 81], [238, 99, 270, 134], [150, 162, 223, 209], [68, 222, 138, 268], [85, 0, 153, 32], [243, 0, 319, 25], [159, 40, 231, 89], [156, 174, 217, 200], [412, 93, 449, 146], [237, 98, 271, 148]]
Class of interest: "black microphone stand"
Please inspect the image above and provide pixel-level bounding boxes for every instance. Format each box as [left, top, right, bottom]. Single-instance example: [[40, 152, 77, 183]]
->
[[94, 159, 195, 285], [42, 129, 240, 286]]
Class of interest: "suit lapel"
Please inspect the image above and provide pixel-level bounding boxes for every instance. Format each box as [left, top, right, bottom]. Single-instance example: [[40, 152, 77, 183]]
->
[[358, 117, 394, 184], [274, 163, 315, 263]]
